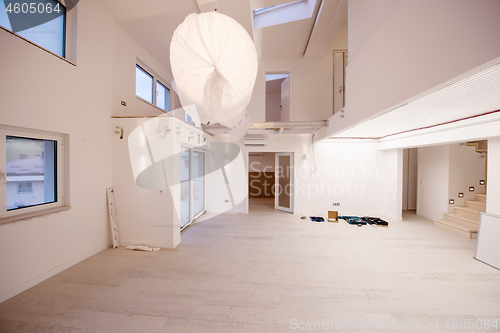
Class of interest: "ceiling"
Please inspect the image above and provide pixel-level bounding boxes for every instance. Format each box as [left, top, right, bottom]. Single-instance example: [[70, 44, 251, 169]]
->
[[98, 0, 347, 73]]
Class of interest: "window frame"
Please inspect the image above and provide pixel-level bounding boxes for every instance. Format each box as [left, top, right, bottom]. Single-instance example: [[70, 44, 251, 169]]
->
[[0, 127, 66, 223], [135, 63, 171, 112], [0, 0, 69, 61], [156, 80, 170, 112], [253, 0, 306, 17], [135, 64, 154, 104]]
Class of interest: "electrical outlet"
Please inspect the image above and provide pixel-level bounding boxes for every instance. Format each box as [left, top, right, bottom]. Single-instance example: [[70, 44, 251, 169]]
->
[[332, 203, 340, 206]]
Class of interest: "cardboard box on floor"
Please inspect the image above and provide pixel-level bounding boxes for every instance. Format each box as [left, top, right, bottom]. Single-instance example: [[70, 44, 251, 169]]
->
[[328, 211, 338, 222]]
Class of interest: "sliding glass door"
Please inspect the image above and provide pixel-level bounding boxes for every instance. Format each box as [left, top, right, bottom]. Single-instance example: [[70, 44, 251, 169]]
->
[[180, 147, 191, 228], [193, 151, 205, 217], [180, 147, 206, 229]]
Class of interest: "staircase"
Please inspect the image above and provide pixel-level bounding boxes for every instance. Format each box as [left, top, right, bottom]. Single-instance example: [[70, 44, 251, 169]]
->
[[434, 193, 486, 239]]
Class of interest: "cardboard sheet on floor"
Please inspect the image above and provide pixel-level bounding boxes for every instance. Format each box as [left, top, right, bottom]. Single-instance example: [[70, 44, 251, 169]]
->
[[125, 245, 160, 252]]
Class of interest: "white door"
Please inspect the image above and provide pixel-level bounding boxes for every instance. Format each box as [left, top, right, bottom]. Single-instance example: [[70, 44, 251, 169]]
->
[[281, 76, 291, 121], [333, 53, 344, 113], [275, 153, 293, 213]]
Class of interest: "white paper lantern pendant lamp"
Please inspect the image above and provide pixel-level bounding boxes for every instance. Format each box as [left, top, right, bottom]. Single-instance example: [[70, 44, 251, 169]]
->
[[170, 11, 258, 141]]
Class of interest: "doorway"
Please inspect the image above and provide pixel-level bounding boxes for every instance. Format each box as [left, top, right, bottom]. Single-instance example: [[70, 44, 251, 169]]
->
[[402, 148, 418, 211], [247, 151, 294, 213], [265, 73, 290, 122]]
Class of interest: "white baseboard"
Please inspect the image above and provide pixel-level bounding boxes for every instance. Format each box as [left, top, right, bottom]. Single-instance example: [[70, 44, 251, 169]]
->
[[0, 243, 110, 304]]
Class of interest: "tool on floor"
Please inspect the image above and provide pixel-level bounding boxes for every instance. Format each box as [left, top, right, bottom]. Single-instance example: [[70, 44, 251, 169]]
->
[[106, 187, 120, 248]]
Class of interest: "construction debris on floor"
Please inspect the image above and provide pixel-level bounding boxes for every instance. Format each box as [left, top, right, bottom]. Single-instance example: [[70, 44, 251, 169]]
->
[[125, 245, 160, 252], [339, 216, 389, 227], [310, 216, 325, 222]]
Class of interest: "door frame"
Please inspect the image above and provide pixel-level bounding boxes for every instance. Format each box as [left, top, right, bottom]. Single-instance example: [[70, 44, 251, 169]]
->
[[180, 145, 207, 231], [245, 148, 297, 214], [264, 70, 293, 122], [275, 152, 294, 213]]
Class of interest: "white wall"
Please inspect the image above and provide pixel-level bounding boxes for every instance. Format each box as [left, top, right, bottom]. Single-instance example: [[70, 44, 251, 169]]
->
[[111, 118, 179, 249], [380, 149, 403, 222], [248, 153, 275, 172], [0, 0, 178, 303], [0, 0, 114, 302], [417, 145, 450, 221], [247, 21, 347, 123], [112, 23, 174, 118], [448, 143, 486, 211], [342, 0, 500, 134], [486, 138, 500, 216], [206, 135, 401, 222]]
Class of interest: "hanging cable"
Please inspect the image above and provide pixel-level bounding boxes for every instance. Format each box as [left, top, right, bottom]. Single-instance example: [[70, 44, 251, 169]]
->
[[311, 134, 317, 172]]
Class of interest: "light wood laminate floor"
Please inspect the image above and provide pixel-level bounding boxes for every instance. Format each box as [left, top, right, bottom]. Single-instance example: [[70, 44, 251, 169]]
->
[[1, 198, 499, 332]]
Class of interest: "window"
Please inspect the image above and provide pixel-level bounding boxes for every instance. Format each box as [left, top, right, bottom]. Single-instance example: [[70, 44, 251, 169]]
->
[[156, 81, 170, 112], [136, 65, 154, 103], [17, 181, 33, 194], [0, 0, 66, 58], [0, 126, 66, 223], [136, 64, 171, 112], [180, 147, 190, 228], [185, 113, 193, 125], [254, 0, 305, 16], [192, 151, 205, 217], [252, 0, 317, 30]]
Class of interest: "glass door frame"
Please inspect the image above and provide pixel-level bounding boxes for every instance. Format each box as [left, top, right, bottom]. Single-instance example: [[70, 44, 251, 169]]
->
[[180, 145, 207, 231]]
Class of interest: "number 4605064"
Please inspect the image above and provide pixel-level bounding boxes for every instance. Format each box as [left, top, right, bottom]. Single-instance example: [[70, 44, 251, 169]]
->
[[444, 318, 498, 330], [6, 2, 62, 14]]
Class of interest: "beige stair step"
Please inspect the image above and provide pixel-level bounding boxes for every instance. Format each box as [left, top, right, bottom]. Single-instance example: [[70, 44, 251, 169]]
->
[[454, 206, 481, 221], [443, 213, 479, 225], [465, 200, 486, 212], [475, 193, 486, 203], [434, 218, 478, 239]]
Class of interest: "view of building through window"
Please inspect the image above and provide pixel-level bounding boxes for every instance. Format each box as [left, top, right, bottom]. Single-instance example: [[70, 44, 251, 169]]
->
[[6, 136, 57, 210]]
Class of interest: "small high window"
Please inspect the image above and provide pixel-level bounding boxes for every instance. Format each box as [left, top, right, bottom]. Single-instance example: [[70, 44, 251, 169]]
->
[[254, 0, 305, 16], [156, 81, 170, 112], [136, 65, 154, 103], [253, 0, 317, 30], [136, 64, 171, 112], [0, 0, 66, 57]]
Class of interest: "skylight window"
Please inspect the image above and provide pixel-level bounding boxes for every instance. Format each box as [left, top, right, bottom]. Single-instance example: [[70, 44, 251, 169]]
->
[[252, 0, 317, 30], [254, 0, 306, 17]]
